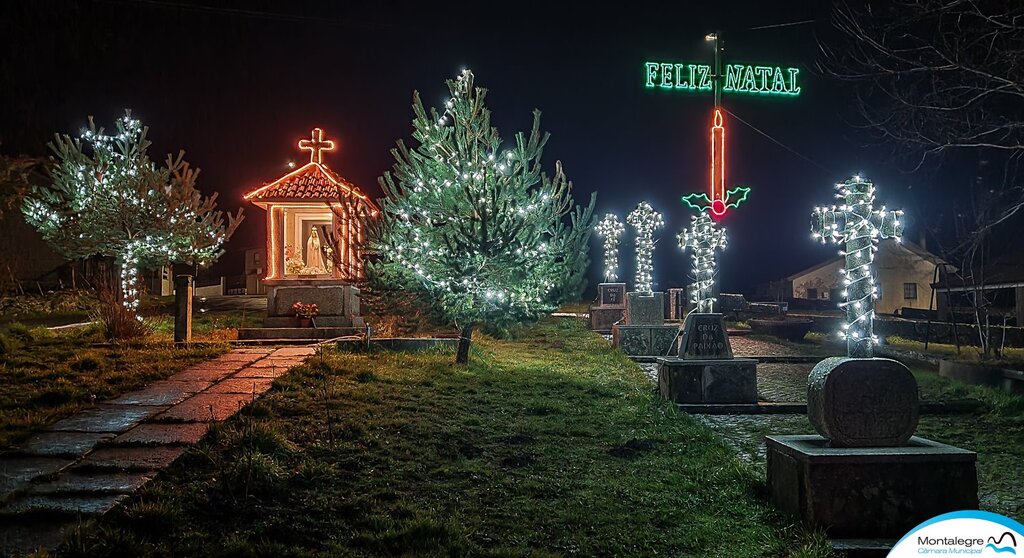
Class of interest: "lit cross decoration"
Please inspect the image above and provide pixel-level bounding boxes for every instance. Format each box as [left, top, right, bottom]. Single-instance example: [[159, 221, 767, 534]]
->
[[627, 201, 664, 296], [682, 109, 750, 218], [678, 212, 727, 313], [812, 175, 904, 358], [595, 213, 625, 282], [298, 127, 336, 164]]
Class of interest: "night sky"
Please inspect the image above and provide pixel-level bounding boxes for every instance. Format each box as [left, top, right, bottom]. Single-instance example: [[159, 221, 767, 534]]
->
[[1, 0, 973, 295]]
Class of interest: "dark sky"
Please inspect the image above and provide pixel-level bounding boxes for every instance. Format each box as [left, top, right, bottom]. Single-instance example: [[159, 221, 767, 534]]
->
[[0, 0, 970, 295]]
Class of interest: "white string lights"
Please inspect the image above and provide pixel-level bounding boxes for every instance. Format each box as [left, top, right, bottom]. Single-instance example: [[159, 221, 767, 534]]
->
[[595, 213, 624, 282], [678, 211, 727, 313], [812, 175, 904, 357], [627, 201, 664, 296]]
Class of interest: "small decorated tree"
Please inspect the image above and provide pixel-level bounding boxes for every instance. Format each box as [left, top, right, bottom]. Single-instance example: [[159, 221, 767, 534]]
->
[[22, 112, 242, 321], [375, 70, 596, 364]]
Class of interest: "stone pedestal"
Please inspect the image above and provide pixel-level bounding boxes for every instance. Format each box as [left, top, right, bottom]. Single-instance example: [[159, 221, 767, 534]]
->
[[657, 357, 757, 403], [262, 279, 363, 328], [612, 324, 679, 357], [678, 313, 733, 359], [625, 292, 665, 325], [591, 283, 626, 332], [766, 434, 978, 538]]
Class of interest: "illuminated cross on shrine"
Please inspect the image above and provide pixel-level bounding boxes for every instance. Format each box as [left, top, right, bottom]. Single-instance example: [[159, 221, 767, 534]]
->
[[678, 212, 727, 313], [298, 127, 336, 164], [812, 175, 904, 358]]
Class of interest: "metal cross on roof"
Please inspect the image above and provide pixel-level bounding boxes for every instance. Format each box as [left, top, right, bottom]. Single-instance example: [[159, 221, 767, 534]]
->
[[298, 128, 336, 164]]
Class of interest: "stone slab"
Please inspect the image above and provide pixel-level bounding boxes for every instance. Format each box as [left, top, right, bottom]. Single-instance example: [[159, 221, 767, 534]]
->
[[597, 283, 626, 308], [210, 352, 266, 364], [589, 307, 624, 332], [29, 471, 155, 495], [612, 324, 680, 357], [678, 313, 733, 359], [271, 347, 316, 357], [0, 457, 73, 498], [167, 364, 241, 382], [17, 432, 115, 458], [153, 393, 255, 422], [267, 283, 355, 317], [47, 405, 165, 434], [766, 434, 978, 538], [233, 365, 293, 379], [666, 288, 687, 321], [1, 493, 128, 516], [657, 357, 758, 404], [76, 446, 187, 471], [245, 357, 306, 369], [112, 423, 211, 446], [625, 292, 665, 325], [205, 377, 275, 395], [808, 357, 919, 447], [107, 380, 210, 406]]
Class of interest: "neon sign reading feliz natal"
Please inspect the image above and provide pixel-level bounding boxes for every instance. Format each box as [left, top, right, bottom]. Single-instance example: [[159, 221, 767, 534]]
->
[[644, 62, 801, 96]]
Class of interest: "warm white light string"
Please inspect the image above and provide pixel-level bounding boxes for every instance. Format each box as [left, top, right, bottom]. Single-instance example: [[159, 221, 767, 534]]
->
[[812, 175, 903, 357], [627, 201, 664, 296], [678, 211, 727, 313], [595, 213, 624, 282]]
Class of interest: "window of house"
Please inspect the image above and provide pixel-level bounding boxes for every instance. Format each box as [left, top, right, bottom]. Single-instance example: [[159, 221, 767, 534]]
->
[[806, 288, 818, 300], [903, 283, 918, 300]]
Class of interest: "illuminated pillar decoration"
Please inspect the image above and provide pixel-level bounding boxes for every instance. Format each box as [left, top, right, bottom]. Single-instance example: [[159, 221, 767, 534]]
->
[[626, 201, 664, 296], [678, 212, 727, 313], [682, 109, 750, 217], [595, 213, 625, 282], [812, 175, 904, 358]]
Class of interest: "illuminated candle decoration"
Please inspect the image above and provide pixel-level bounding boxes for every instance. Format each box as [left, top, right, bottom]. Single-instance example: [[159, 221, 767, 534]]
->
[[812, 175, 904, 358], [627, 201, 664, 295], [681, 109, 751, 218], [595, 213, 625, 282], [678, 211, 727, 313]]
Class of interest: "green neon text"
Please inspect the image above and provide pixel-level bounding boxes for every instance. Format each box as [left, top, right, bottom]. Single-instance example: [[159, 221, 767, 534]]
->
[[644, 61, 800, 96]]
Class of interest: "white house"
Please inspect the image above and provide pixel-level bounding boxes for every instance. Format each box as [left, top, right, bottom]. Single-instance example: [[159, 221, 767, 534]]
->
[[787, 240, 946, 315]]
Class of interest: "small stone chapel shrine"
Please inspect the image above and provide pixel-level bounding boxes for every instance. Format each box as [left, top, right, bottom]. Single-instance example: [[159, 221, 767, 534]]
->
[[242, 128, 378, 331]]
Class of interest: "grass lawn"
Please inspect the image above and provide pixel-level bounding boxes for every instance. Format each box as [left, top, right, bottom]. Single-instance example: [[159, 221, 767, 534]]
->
[[61, 318, 831, 557], [0, 323, 227, 450]]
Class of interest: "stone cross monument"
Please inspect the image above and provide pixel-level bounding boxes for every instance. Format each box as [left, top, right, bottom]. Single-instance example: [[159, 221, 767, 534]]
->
[[626, 201, 664, 296], [678, 212, 727, 313], [811, 175, 903, 358], [595, 213, 625, 283]]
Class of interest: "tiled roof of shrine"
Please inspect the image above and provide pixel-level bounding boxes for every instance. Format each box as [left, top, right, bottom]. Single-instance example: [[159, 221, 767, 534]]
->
[[244, 162, 378, 213]]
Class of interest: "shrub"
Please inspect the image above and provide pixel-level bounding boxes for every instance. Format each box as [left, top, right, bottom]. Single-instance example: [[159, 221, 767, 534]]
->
[[93, 289, 150, 341]]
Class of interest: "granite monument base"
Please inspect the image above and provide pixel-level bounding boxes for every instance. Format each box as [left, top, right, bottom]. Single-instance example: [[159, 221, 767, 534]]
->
[[766, 434, 978, 538], [625, 292, 665, 325], [656, 357, 758, 403], [590, 307, 624, 332], [263, 279, 364, 328], [613, 324, 679, 357], [597, 283, 627, 307], [678, 313, 733, 359]]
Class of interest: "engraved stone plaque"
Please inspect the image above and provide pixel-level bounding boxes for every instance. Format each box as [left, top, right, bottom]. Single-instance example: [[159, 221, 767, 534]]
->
[[598, 283, 626, 308], [678, 313, 733, 359], [807, 357, 919, 447]]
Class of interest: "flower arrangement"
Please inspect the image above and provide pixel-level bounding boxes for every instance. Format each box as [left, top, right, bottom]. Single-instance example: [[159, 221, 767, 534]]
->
[[292, 302, 319, 319]]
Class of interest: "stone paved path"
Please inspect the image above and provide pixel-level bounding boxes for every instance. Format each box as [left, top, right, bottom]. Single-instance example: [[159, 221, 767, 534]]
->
[[0, 345, 314, 554]]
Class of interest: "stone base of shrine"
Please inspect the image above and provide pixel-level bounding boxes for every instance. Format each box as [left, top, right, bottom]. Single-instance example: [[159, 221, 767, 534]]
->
[[590, 307, 624, 332], [765, 434, 978, 538], [656, 357, 758, 403], [237, 327, 363, 341], [263, 279, 364, 328], [612, 324, 679, 357]]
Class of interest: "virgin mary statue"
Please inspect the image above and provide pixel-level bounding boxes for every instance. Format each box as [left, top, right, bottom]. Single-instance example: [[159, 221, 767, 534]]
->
[[305, 227, 326, 273]]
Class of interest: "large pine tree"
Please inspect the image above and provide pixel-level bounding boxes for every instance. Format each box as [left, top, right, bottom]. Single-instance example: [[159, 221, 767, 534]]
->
[[376, 70, 595, 363], [22, 112, 242, 314]]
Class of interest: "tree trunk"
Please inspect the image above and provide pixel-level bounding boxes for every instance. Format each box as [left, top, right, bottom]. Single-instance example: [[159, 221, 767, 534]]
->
[[455, 323, 475, 365]]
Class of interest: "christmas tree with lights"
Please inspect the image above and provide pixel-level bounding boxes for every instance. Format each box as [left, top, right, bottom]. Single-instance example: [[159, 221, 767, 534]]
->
[[22, 112, 243, 320], [375, 69, 596, 364]]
